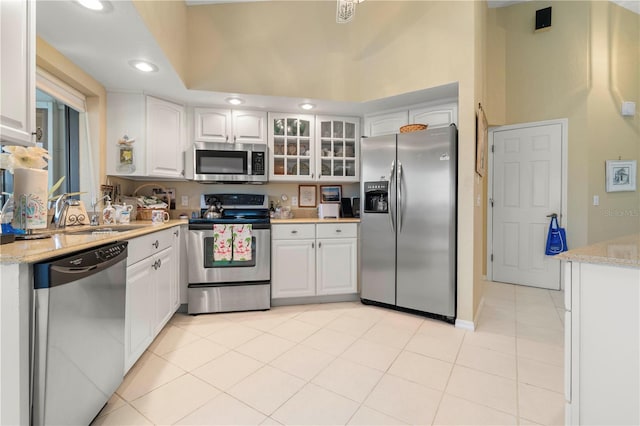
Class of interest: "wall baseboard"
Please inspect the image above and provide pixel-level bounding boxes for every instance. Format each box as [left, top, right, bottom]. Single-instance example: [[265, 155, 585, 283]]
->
[[455, 297, 485, 332], [455, 319, 475, 331]]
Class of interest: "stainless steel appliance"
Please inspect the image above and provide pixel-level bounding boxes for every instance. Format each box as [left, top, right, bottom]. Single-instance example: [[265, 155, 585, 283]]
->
[[188, 193, 271, 314], [186, 141, 267, 183], [360, 125, 457, 322], [32, 241, 127, 425]]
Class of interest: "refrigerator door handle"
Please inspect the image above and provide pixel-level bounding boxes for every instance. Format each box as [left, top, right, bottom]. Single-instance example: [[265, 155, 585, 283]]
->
[[397, 162, 404, 232], [389, 160, 396, 233]]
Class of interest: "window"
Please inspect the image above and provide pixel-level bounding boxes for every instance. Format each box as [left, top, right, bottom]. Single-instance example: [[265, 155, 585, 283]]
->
[[1, 89, 80, 206]]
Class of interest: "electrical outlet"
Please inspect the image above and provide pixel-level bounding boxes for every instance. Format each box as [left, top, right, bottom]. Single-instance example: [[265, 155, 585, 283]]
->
[[181, 195, 189, 207], [593, 195, 599, 206], [291, 196, 298, 207]]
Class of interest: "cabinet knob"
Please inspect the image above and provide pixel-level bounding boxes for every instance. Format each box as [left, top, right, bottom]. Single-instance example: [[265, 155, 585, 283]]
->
[[291, 230, 298, 234], [225, 135, 229, 142], [174, 230, 179, 237], [311, 173, 314, 178], [312, 242, 314, 248], [152, 260, 158, 270], [335, 229, 342, 233], [152, 240, 159, 249], [234, 135, 237, 143], [157, 258, 162, 268], [318, 242, 322, 248]]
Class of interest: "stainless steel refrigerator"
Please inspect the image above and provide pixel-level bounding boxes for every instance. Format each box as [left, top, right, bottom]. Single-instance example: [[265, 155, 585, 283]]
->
[[360, 125, 457, 321]]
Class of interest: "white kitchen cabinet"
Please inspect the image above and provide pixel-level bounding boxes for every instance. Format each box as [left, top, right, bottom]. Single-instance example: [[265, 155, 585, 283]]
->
[[271, 223, 358, 299], [363, 111, 408, 138], [107, 93, 186, 178], [409, 102, 458, 129], [564, 260, 640, 425], [363, 101, 458, 137], [124, 227, 179, 372], [147, 97, 186, 178], [268, 113, 315, 181], [124, 256, 154, 371], [272, 238, 316, 298], [194, 108, 267, 144], [316, 238, 357, 295], [0, 0, 35, 146], [316, 116, 360, 182]]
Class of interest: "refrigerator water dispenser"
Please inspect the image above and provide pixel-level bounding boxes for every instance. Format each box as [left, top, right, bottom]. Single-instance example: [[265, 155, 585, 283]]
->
[[364, 181, 389, 213]]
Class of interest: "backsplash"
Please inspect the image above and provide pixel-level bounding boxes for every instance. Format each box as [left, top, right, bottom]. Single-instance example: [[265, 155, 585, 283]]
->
[[108, 177, 360, 219]]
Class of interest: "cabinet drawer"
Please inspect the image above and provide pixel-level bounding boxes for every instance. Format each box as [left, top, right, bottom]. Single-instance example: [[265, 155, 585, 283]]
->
[[272, 224, 315, 240], [127, 228, 174, 265], [316, 223, 357, 239]]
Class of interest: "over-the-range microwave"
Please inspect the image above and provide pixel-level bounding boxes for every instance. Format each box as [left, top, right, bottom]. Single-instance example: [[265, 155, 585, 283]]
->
[[186, 141, 268, 183]]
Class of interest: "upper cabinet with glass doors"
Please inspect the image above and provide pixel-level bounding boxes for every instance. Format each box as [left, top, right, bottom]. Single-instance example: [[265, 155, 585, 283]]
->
[[268, 113, 315, 181], [316, 116, 359, 182]]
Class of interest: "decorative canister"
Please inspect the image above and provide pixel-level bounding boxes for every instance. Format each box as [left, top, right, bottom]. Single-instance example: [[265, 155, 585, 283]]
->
[[12, 168, 49, 230]]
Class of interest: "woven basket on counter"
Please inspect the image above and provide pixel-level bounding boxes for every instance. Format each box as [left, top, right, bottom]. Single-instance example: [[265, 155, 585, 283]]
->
[[133, 183, 170, 221], [399, 123, 428, 133]]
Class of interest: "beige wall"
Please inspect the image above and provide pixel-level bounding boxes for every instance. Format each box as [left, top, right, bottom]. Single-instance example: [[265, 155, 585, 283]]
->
[[36, 37, 107, 192], [488, 1, 640, 249]]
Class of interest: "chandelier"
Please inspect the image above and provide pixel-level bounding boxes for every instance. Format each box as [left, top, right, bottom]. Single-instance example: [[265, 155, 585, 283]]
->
[[336, 0, 365, 24]]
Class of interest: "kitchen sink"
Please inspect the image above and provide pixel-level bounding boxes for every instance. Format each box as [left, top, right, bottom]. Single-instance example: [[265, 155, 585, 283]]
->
[[63, 225, 147, 235]]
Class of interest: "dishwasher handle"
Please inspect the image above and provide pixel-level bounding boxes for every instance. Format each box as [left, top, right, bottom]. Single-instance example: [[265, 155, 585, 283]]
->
[[34, 241, 128, 289]]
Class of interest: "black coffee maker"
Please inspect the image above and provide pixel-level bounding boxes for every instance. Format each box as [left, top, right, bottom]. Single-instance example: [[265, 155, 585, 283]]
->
[[363, 181, 388, 213]]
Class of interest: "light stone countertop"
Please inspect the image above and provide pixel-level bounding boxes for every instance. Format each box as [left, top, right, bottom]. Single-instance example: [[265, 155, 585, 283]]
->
[[557, 233, 640, 268], [0, 220, 187, 264], [271, 218, 360, 224]]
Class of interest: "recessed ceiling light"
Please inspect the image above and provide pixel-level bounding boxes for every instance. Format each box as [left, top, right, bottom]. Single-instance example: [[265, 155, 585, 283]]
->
[[300, 103, 315, 110], [128, 60, 158, 73], [77, 0, 104, 11], [226, 97, 244, 105]]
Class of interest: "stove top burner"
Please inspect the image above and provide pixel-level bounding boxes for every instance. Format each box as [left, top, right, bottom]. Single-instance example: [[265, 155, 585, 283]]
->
[[189, 208, 271, 225], [192, 193, 270, 225]]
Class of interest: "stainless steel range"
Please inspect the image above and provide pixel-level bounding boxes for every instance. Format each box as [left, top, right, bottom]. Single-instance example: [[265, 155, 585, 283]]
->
[[187, 193, 271, 314]]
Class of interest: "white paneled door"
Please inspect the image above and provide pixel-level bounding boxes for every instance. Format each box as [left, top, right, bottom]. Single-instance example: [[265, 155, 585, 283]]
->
[[490, 122, 564, 289]]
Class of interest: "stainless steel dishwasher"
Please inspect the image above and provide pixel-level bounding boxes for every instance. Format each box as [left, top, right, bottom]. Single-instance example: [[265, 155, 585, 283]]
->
[[32, 241, 128, 426]]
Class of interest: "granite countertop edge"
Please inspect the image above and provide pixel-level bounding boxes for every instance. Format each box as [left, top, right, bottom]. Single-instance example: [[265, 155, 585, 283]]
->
[[271, 218, 361, 224], [0, 220, 188, 265], [557, 233, 640, 269]]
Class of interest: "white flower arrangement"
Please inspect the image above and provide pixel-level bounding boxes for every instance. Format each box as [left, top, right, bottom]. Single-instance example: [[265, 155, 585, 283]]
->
[[0, 145, 50, 173]]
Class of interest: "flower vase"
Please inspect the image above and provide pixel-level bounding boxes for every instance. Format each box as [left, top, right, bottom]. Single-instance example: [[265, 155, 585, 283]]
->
[[12, 168, 49, 230]]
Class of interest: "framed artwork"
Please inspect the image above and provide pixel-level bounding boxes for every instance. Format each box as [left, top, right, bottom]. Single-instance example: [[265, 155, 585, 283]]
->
[[320, 185, 342, 203], [298, 185, 317, 207], [476, 103, 488, 177], [605, 160, 637, 192]]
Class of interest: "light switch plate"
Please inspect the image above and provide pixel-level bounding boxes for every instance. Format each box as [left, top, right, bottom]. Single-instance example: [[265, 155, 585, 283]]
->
[[593, 195, 599, 206], [622, 101, 636, 116], [291, 196, 298, 207]]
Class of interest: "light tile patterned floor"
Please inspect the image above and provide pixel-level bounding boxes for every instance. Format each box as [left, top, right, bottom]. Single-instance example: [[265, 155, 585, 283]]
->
[[93, 282, 565, 425]]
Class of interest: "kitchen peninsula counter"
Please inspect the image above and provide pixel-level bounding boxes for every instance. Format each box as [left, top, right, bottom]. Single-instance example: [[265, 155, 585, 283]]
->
[[559, 233, 640, 425], [0, 220, 187, 264], [557, 233, 640, 268], [271, 217, 360, 224]]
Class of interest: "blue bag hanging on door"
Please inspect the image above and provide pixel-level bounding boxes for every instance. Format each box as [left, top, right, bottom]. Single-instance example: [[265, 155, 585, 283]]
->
[[545, 214, 568, 255]]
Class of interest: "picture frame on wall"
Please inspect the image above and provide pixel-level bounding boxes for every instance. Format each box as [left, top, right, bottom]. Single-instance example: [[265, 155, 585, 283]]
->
[[605, 160, 637, 192], [320, 185, 342, 203], [298, 185, 317, 207], [476, 103, 488, 177]]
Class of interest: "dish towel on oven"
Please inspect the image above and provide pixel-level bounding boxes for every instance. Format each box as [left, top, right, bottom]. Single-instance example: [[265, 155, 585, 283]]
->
[[232, 224, 252, 261], [213, 224, 233, 261]]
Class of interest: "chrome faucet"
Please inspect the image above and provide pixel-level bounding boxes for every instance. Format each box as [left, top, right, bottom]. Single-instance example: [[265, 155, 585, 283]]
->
[[53, 194, 71, 229], [90, 195, 111, 226]]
